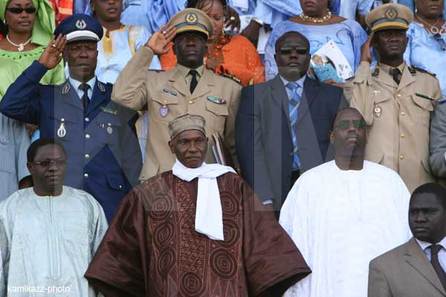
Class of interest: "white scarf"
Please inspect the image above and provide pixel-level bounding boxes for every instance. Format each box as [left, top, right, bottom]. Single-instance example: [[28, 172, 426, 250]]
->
[[172, 159, 236, 240]]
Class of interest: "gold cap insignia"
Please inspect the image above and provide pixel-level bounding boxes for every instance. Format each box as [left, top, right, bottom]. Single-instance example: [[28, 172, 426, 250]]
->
[[75, 19, 87, 30], [185, 13, 198, 24], [385, 7, 398, 20]]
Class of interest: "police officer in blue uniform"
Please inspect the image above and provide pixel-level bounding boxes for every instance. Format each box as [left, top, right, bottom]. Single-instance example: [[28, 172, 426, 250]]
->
[[0, 14, 142, 222]]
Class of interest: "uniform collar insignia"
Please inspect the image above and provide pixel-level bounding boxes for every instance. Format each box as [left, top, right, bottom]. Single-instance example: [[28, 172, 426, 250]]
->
[[98, 82, 106, 92], [100, 106, 118, 115], [62, 82, 71, 94]]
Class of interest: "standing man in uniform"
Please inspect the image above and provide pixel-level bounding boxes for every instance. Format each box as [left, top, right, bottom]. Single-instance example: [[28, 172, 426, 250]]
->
[[347, 3, 441, 192], [0, 14, 142, 221], [112, 8, 242, 181]]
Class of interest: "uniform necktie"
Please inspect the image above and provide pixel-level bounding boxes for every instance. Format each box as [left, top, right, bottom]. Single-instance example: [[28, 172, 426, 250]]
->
[[389, 67, 402, 85], [430, 244, 446, 290], [79, 83, 90, 112], [189, 70, 198, 94], [286, 82, 301, 170]]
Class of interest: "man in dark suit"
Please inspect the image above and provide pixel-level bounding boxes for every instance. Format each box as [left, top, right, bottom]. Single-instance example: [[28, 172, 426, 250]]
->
[[236, 31, 346, 211], [0, 14, 142, 221], [368, 183, 446, 297]]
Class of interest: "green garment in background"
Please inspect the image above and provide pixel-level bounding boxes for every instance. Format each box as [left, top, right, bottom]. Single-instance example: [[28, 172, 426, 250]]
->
[[0, 47, 64, 98], [0, 0, 55, 46]]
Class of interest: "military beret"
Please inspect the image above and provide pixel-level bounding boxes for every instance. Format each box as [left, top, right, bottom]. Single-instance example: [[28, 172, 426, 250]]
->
[[54, 14, 103, 43], [366, 3, 413, 33], [168, 8, 213, 39], [169, 114, 206, 139]]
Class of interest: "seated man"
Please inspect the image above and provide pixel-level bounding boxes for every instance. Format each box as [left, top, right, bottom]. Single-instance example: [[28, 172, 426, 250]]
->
[[0, 138, 108, 297], [368, 183, 446, 297], [85, 114, 311, 297]]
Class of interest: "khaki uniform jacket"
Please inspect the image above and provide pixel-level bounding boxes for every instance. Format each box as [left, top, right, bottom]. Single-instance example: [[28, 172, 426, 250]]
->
[[368, 238, 446, 297], [112, 47, 241, 180], [348, 61, 441, 192]]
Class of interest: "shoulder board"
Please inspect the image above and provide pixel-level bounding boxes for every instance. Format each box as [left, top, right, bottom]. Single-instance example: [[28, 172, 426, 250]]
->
[[221, 72, 241, 84], [409, 66, 436, 77]]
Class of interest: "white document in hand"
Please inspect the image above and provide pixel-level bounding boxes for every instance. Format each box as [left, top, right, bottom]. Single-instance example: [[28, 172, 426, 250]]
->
[[313, 40, 354, 80]]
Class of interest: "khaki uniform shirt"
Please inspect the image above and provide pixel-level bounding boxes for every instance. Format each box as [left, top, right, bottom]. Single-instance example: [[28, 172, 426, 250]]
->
[[347, 61, 441, 192], [112, 47, 241, 180]]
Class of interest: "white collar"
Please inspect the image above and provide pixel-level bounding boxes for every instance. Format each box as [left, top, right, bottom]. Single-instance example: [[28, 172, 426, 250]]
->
[[416, 236, 446, 251]]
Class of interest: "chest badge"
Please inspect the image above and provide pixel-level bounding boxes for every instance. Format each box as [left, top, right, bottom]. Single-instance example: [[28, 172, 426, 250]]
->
[[159, 105, 169, 117], [107, 123, 113, 134], [374, 105, 382, 118], [207, 96, 226, 104], [57, 118, 67, 138]]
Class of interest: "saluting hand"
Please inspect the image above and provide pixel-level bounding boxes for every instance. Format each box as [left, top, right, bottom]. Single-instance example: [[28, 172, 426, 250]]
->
[[38, 35, 66, 69], [145, 24, 176, 55]]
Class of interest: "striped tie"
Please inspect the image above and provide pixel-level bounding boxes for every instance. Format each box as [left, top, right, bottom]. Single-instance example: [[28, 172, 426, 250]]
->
[[286, 82, 301, 170]]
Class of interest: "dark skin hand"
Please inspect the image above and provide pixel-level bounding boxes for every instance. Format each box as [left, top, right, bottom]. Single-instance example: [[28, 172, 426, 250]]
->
[[38, 34, 67, 69], [224, 6, 240, 33], [145, 24, 176, 55], [241, 19, 262, 46]]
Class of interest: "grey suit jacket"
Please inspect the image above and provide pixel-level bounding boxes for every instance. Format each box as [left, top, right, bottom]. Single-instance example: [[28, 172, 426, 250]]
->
[[368, 238, 446, 297], [430, 101, 446, 178], [236, 75, 345, 208]]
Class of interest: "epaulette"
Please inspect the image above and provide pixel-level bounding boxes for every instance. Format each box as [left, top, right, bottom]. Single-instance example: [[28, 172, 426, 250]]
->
[[409, 66, 436, 77], [221, 72, 241, 84]]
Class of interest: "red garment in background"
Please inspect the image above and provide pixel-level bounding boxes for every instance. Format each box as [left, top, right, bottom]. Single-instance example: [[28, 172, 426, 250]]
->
[[49, 0, 73, 24]]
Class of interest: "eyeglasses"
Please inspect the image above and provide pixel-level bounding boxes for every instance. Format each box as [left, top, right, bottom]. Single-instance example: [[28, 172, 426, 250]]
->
[[32, 159, 66, 168], [334, 119, 366, 130], [279, 46, 309, 55], [6, 7, 37, 14]]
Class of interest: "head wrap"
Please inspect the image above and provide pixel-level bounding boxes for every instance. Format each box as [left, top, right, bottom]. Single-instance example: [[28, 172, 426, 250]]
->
[[0, 0, 55, 46]]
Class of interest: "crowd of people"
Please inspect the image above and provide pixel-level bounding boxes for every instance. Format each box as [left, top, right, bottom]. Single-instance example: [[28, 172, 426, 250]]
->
[[0, 0, 446, 296]]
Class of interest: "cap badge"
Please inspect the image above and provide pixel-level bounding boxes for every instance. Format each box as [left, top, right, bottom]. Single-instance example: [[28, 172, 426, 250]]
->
[[75, 19, 87, 30], [185, 13, 198, 24], [384, 8, 398, 20]]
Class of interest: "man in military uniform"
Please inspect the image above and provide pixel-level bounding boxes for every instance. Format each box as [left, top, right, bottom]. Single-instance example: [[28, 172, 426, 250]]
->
[[347, 3, 441, 192], [112, 8, 241, 180], [0, 14, 142, 221]]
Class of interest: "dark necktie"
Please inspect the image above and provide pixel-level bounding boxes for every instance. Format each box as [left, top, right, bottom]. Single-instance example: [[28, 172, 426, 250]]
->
[[430, 244, 446, 290], [389, 68, 402, 85], [189, 70, 198, 94], [79, 83, 90, 112]]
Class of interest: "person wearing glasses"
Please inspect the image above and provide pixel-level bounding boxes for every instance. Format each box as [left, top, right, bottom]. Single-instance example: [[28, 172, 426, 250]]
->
[[279, 107, 411, 297], [404, 0, 446, 101], [236, 31, 346, 215], [0, 0, 64, 202], [0, 14, 142, 222], [0, 138, 108, 297], [348, 3, 441, 192]]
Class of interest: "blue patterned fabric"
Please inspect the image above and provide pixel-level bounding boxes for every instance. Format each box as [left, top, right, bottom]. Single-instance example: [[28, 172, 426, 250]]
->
[[286, 81, 301, 170], [264, 19, 367, 80], [404, 22, 446, 99]]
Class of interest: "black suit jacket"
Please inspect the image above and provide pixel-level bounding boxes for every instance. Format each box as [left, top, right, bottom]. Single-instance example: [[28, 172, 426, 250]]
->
[[236, 75, 346, 209]]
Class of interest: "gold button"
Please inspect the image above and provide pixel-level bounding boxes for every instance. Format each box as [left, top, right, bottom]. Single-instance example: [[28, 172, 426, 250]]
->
[[188, 100, 193, 104], [401, 112, 406, 116], [397, 93, 401, 97], [400, 155, 404, 160], [400, 133, 405, 138]]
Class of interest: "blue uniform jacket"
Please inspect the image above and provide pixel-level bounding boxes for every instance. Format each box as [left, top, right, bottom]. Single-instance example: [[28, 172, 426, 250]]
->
[[0, 61, 142, 221]]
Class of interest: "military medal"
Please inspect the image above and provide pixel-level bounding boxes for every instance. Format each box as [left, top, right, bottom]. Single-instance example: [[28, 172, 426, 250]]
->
[[107, 123, 113, 134], [159, 105, 169, 117], [374, 106, 382, 118], [57, 118, 67, 138], [207, 96, 226, 104]]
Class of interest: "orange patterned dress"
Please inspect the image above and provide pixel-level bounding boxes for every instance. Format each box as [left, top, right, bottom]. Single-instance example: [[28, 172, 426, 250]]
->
[[160, 34, 265, 86]]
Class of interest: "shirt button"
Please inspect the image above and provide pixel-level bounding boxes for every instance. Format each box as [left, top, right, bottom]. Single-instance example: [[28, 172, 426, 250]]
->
[[188, 100, 193, 104], [401, 112, 406, 116], [85, 153, 90, 159], [84, 117, 90, 122], [84, 173, 89, 178], [400, 155, 404, 160], [400, 133, 405, 138], [85, 133, 90, 139], [397, 93, 401, 97]]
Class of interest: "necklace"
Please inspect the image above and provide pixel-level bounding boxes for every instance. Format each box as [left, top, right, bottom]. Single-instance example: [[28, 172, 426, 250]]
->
[[6, 35, 32, 51], [415, 15, 446, 35], [299, 10, 332, 23]]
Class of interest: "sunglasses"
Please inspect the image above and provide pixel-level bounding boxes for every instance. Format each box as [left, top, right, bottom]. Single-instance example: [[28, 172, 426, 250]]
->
[[334, 119, 366, 130], [6, 7, 37, 14], [32, 159, 66, 168], [279, 46, 309, 55]]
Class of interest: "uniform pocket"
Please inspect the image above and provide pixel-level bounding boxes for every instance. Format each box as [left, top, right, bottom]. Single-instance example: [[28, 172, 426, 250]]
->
[[106, 174, 127, 191]]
